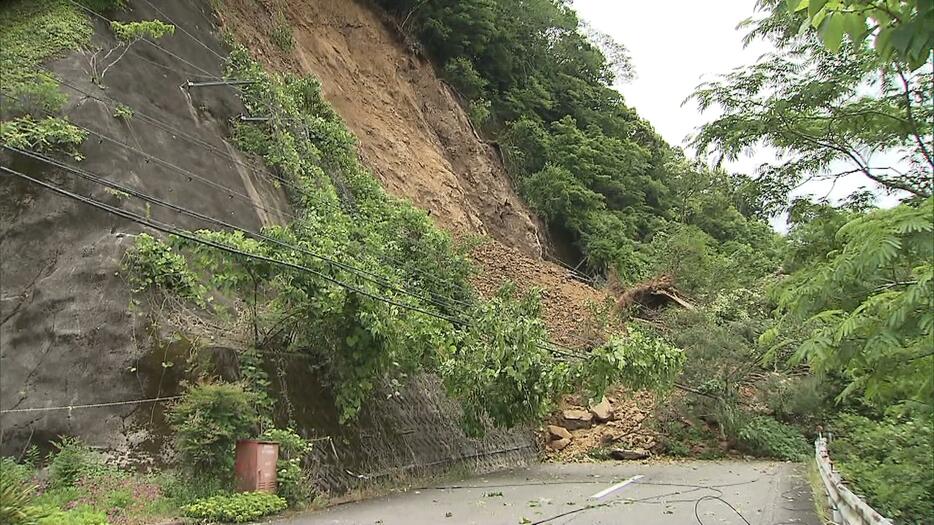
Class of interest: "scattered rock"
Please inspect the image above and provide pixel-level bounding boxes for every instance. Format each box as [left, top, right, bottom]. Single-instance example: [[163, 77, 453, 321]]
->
[[546, 425, 572, 441], [546, 438, 571, 451], [561, 409, 593, 430], [609, 448, 650, 461], [589, 397, 613, 422]]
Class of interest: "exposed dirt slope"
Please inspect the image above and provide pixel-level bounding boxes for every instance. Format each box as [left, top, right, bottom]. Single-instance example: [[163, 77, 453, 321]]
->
[[470, 241, 622, 349], [216, 0, 543, 258]]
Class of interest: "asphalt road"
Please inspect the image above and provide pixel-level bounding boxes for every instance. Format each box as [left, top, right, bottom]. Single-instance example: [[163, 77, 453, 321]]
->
[[278, 461, 821, 525]]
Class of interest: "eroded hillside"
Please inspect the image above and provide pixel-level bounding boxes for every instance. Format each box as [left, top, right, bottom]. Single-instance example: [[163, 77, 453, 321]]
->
[[217, 0, 544, 257], [216, 0, 620, 348]]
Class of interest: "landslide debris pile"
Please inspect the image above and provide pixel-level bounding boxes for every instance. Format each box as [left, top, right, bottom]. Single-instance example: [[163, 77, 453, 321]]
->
[[542, 389, 659, 462], [469, 240, 622, 349]]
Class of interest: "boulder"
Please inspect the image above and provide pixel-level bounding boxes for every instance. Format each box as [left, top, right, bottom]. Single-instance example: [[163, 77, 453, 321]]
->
[[561, 409, 593, 430], [546, 438, 571, 451], [546, 425, 572, 441], [589, 397, 614, 422], [609, 448, 650, 461]]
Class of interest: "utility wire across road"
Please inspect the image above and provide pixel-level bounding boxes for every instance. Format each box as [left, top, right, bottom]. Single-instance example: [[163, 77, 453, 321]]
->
[[0, 165, 587, 360]]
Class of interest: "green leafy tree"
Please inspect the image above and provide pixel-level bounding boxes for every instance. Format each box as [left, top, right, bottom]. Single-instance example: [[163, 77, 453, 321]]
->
[[692, 3, 933, 204], [778, 0, 934, 69], [765, 198, 933, 410]]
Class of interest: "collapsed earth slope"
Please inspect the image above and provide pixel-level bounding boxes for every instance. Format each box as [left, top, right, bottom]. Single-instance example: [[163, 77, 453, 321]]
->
[[216, 0, 544, 257]]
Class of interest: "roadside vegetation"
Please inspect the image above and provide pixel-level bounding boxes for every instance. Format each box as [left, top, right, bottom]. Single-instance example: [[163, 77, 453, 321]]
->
[[378, 0, 932, 521], [2, 0, 931, 523]]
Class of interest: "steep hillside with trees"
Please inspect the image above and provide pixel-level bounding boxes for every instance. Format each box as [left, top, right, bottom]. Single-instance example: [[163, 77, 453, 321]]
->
[[1, 0, 681, 519], [1, 0, 931, 522]]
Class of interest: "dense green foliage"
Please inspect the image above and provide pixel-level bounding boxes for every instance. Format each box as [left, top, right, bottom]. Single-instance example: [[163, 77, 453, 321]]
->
[[0, 0, 91, 115], [782, 0, 934, 69], [167, 383, 261, 480], [0, 116, 87, 160], [375, 0, 777, 283], [735, 416, 809, 460], [182, 492, 287, 523], [766, 198, 933, 410], [124, 44, 685, 439], [124, 232, 206, 302], [830, 414, 934, 522]]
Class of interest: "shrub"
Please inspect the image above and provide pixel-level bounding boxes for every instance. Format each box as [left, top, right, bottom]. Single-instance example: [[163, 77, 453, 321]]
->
[[182, 492, 287, 523], [271, 13, 293, 51], [37, 506, 107, 525], [468, 98, 491, 127], [442, 57, 487, 101], [829, 414, 933, 523], [48, 437, 104, 489], [2, 76, 67, 118], [735, 416, 807, 461], [0, 461, 44, 525], [124, 233, 205, 302], [167, 382, 260, 480], [153, 470, 230, 506], [0, 116, 87, 160]]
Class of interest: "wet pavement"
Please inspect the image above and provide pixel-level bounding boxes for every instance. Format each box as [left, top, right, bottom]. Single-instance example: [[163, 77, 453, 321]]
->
[[279, 460, 821, 525]]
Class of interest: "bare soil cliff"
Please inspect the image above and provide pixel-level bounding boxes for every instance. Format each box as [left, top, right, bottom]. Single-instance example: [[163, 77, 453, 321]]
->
[[216, 0, 621, 350], [216, 0, 544, 258]]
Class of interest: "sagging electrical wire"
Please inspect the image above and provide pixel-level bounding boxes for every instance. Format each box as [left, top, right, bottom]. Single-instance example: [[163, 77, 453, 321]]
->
[[0, 165, 588, 361]]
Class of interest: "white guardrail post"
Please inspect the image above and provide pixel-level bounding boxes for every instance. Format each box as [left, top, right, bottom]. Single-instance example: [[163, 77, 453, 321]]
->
[[814, 436, 894, 525]]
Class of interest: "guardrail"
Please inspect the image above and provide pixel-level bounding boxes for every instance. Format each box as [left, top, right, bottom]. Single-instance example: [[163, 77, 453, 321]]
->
[[814, 436, 893, 525]]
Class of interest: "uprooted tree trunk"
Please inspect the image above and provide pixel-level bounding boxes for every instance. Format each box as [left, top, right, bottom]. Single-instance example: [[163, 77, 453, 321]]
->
[[616, 274, 695, 311]]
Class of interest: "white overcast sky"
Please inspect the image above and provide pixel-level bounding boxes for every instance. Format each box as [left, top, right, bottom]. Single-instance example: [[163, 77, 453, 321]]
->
[[572, 0, 901, 213]]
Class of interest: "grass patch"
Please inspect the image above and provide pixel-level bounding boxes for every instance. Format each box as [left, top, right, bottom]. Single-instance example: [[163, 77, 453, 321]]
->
[[271, 12, 293, 52], [805, 458, 834, 525]]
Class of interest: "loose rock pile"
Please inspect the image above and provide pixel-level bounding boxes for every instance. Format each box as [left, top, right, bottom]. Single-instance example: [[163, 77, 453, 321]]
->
[[543, 389, 659, 462]]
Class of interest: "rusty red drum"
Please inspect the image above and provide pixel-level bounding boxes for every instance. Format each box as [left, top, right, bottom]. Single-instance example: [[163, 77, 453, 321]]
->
[[234, 439, 279, 493]]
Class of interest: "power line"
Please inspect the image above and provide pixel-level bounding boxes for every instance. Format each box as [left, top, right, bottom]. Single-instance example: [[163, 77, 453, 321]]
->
[[0, 395, 183, 414], [1, 165, 589, 361], [693, 495, 752, 525], [3, 145, 467, 316], [0, 83, 482, 310], [0, 166, 463, 325]]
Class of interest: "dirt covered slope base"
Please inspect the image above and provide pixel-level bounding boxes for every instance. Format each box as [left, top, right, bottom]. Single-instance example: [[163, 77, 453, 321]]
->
[[469, 240, 622, 349], [216, 0, 543, 258]]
